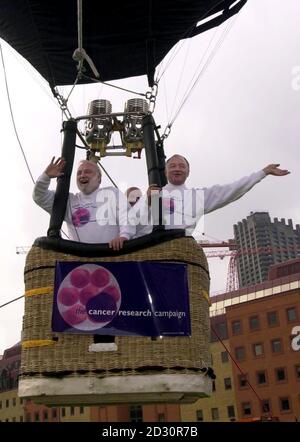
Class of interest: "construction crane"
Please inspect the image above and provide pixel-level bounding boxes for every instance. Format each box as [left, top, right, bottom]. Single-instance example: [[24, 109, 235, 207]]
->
[[199, 240, 238, 292], [16, 246, 31, 254]]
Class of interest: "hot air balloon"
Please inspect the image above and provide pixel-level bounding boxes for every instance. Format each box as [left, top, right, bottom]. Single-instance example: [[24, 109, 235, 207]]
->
[[0, 0, 247, 405]]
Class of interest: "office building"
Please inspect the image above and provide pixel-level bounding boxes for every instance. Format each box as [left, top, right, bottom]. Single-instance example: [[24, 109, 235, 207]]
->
[[233, 212, 300, 287]]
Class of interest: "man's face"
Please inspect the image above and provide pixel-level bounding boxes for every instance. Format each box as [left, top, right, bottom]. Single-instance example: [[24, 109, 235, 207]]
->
[[165, 155, 189, 186], [126, 187, 142, 206], [76, 162, 101, 194]]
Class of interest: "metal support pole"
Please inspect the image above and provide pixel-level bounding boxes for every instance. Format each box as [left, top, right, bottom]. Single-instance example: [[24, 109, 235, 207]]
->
[[142, 114, 163, 230], [47, 119, 77, 238]]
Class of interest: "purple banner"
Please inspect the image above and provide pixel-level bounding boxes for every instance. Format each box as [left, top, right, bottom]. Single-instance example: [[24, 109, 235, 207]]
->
[[51, 261, 190, 337]]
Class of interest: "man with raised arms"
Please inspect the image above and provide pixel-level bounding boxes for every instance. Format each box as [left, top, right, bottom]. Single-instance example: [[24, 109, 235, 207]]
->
[[33, 157, 135, 250], [130, 155, 290, 236]]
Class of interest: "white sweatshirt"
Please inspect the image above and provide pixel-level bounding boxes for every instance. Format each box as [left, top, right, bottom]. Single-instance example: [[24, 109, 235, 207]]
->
[[33, 173, 135, 243], [130, 170, 266, 237]]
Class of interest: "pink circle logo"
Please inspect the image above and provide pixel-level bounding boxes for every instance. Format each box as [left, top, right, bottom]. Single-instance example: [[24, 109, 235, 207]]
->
[[72, 208, 90, 227], [163, 197, 175, 214], [57, 264, 121, 331]]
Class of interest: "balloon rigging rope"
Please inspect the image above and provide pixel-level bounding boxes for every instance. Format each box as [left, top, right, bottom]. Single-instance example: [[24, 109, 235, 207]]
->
[[0, 43, 70, 239], [80, 74, 146, 97], [155, 0, 232, 82], [166, 10, 240, 134], [0, 42, 35, 184], [77, 0, 83, 52], [170, 22, 232, 126], [211, 324, 264, 407]]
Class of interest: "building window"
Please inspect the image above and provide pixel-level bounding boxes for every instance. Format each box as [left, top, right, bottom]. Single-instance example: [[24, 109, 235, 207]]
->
[[232, 320, 242, 335], [286, 307, 298, 322], [261, 400, 270, 413], [43, 410, 48, 421], [80, 406, 84, 414], [221, 351, 229, 363], [6, 399, 9, 407], [253, 343, 264, 357], [196, 409, 203, 421], [130, 405, 143, 422], [242, 402, 252, 416], [249, 315, 260, 331], [276, 367, 287, 382], [25, 413, 31, 422], [211, 408, 219, 421], [215, 322, 228, 340], [279, 397, 291, 411], [271, 339, 282, 353], [12, 397, 16, 406], [267, 311, 278, 327], [20, 398, 23, 405], [34, 412, 40, 422], [212, 380, 216, 392], [235, 346, 245, 361], [227, 405, 235, 419], [224, 377, 232, 390], [70, 406, 75, 416], [157, 413, 165, 422], [12, 417, 16, 422], [257, 370, 267, 384], [238, 374, 248, 388], [52, 408, 57, 419], [61, 407, 66, 417], [295, 365, 300, 379], [0, 401, 2, 409]]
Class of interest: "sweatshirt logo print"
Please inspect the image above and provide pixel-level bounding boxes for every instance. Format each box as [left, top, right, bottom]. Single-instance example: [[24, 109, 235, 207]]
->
[[72, 208, 91, 227], [163, 197, 175, 214]]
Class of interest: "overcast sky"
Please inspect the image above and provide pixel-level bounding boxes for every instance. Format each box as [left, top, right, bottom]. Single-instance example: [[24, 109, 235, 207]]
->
[[1, 0, 300, 354]]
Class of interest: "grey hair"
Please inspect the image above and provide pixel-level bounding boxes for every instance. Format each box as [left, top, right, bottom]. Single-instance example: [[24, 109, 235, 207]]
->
[[166, 154, 190, 170], [78, 160, 101, 177]]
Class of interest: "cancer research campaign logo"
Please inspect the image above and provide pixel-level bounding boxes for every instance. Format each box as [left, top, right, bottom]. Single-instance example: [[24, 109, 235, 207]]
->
[[52, 261, 191, 337]]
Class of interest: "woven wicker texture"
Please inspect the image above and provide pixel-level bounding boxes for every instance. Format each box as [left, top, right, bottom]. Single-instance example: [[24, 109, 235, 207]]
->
[[21, 237, 210, 378]]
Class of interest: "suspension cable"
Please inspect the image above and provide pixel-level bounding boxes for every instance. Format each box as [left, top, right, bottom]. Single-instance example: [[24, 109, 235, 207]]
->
[[0, 43, 70, 239], [170, 19, 234, 126], [77, 0, 83, 52], [0, 42, 35, 184], [162, 12, 239, 141], [73, 0, 100, 79], [74, 129, 119, 188], [80, 73, 146, 97], [211, 324, 264, 406], [0, 295, 24, 309], [97, 161, 118, 189], [156, 0, 232, 83], [65, 74, 80, 104]]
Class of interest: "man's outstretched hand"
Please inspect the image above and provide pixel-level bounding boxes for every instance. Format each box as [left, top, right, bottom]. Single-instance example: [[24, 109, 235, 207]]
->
[[109, 236, 127, 251], [45, 157, 66, 178], [263, 164, 290, 176]]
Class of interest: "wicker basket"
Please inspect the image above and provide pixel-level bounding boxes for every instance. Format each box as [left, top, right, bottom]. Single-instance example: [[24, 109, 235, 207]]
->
[[19, 237, 211, 404]]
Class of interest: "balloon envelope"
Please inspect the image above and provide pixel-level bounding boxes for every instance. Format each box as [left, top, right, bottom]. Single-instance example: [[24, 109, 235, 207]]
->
[[0, 0, 247, 87]]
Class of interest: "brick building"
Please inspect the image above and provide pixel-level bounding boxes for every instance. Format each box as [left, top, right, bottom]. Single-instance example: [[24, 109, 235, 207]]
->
[[0, 343, 23, 422], [209, 258, 300, 421], [180, 325, 237, 422]]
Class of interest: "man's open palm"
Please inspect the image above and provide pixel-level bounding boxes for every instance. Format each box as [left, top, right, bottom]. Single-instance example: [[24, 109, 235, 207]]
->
[[45, 157, 66, 178]]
